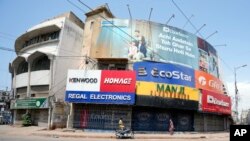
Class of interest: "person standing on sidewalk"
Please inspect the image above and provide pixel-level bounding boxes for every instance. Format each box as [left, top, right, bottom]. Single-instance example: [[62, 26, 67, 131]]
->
[[118, 118, 125, 130], [169, 119, 175, 135]]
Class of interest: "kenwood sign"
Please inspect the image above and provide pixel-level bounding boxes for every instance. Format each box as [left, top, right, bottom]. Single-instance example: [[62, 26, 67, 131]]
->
[[65, 70, 136, 105], [133, 61, 195, 87]]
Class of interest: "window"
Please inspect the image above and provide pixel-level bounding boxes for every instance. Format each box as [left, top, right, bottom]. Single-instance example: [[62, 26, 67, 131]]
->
[[31, 55, 50, 71], [90, 21, 94, 30], [22, 30, 60, 49], [98, 61, 127, 70], [17, 61, 28, 75], [31, 94, 35, 97]]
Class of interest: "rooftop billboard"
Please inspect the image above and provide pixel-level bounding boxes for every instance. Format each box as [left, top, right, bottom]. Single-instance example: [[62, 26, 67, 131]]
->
[[91, 19, 220, 78], [91, 19, 199, 69]]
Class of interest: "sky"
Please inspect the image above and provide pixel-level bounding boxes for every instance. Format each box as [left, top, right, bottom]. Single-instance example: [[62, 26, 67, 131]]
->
[[0, 0, 250, 113]]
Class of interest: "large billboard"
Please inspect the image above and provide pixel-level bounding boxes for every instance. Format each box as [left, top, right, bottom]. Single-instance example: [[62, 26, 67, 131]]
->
[[92, 19, 199, 69], [65, 70, 136, 105], [201, 89, 231, 115], [195, 70, 224, 94], [133, 61, 195, 87]]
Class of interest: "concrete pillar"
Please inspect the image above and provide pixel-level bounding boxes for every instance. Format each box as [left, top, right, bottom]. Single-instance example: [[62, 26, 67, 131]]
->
[[67, 103, 74, 128], [27, 61, 32, 97]]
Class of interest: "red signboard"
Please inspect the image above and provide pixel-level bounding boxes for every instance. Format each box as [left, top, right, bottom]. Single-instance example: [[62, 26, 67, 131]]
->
[[195, 70, 224, 94], [201, 89, 231, 115], [100, 70, 136, 93]]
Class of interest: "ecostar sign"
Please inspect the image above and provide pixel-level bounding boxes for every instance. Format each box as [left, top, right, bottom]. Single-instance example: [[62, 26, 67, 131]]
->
[[65, 70, 136, 105], [133, 61, 195, 88]]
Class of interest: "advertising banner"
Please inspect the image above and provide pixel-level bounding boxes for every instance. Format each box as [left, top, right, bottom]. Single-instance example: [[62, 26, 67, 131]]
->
[[10, 98, 48, 109], [195, 70, 224, 94], [197, 37, 219, 78], [133, 61, 195, 87], [91, 19, 199, 69], [65, 70, 136, 105], [201, 89, 231, 115], [136, 81, 199, 101]]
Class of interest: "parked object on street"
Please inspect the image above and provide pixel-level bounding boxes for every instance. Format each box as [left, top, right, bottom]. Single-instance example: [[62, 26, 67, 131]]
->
[[115, 128, 134, 139]]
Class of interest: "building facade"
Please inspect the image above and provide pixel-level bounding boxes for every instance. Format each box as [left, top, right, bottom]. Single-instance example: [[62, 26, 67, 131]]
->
[[65, 5, 232, 132], [10, 5, 232, 132], [10, 12, 84, 128]]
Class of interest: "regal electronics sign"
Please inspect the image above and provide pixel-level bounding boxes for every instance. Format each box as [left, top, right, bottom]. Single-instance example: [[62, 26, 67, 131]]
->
[[133, 61, 195, 87], [65, 70, 136, 105], [201, 89, 231, 115]]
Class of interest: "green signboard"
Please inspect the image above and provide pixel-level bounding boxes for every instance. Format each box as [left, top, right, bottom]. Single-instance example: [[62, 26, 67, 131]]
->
[[11, 98, 48, 109]]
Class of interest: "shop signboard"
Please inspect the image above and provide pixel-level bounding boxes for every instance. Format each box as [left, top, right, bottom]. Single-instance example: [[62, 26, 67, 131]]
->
[[133, 61, 195, 87], [65, 70, 136, 105], [10, 98, 48, 109], [135, 81, 199, 110], [201, 89, 231, 115], [195, 70, 224, 94], [136, 81, 199, 101]]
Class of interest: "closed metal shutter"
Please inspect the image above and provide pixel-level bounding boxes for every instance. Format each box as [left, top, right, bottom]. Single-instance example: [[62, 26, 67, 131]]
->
[[73, 104, 132, 130]]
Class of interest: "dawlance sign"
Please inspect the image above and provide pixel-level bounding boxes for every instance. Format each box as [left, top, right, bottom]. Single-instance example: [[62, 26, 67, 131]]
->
[[195, 70, 224, 94], [65, 70, 136, 105], [201, 89, 231, 115]]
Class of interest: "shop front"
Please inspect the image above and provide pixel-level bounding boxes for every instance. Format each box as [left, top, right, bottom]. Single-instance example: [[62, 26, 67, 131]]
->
[[65, 70, 136, 130], [194, 89, 232, 131], [132, 61, 199, 131], [10, 98, 49, 126]]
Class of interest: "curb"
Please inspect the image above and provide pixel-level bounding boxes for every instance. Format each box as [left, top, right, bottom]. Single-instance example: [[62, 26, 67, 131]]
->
[[31, 132, 206, 139]]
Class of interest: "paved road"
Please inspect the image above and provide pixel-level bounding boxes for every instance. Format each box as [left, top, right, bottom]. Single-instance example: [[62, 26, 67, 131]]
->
[[0, 125, 229, 141], [0, 134, 229, 141]]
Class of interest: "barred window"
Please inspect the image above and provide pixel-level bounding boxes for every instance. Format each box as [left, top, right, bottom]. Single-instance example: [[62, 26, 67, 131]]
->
[[31, 55, 50, 71], [17, 61, 28, 75]]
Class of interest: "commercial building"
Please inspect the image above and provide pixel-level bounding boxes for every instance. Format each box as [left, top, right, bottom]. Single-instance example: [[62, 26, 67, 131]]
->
[[10, 5, 232, 132], [65, 5, 232, 132], [10, 12, 84, 128]]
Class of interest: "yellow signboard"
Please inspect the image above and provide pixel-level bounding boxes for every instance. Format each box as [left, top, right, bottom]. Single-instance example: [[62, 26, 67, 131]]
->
[[136, 81, 199, 101]]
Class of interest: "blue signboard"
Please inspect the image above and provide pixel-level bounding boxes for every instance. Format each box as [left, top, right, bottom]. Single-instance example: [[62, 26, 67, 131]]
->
[[65, 91, 135, 105], [133, 61, 195, 87]]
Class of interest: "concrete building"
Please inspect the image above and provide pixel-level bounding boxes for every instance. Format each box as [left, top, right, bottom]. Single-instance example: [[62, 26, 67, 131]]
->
[[10, 12, 84, 128], [9, 5, 232, 132], [65, 5, 232, 132]]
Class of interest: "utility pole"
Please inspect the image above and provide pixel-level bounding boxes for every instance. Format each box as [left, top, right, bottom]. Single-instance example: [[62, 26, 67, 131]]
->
[[234, 64, 247, 123]]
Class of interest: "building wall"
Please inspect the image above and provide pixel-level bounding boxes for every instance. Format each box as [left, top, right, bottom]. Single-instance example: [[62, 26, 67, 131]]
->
[[30, 70, 50, 86], [52, 18, 84, 101], [15, 73, 28, 88]]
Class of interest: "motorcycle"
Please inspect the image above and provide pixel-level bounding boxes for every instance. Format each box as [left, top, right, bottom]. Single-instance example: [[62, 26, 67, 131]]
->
[[115, 128, 134, 139]]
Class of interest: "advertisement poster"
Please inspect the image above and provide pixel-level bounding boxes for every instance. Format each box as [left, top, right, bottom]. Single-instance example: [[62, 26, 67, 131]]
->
[[195, 70, 224, 94], [133, 61, 195, 87], [65, 70, 136, 105], [92, 19, 199, 69], [197, 37, 219, 78], [201, 89, 231, 115]]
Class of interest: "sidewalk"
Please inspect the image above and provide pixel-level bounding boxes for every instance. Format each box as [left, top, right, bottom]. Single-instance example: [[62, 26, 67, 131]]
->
[[0, 125, 229, 139]]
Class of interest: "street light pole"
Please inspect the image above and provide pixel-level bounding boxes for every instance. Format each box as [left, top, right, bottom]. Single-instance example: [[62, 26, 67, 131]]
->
[[234, 64, 247, 123]]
